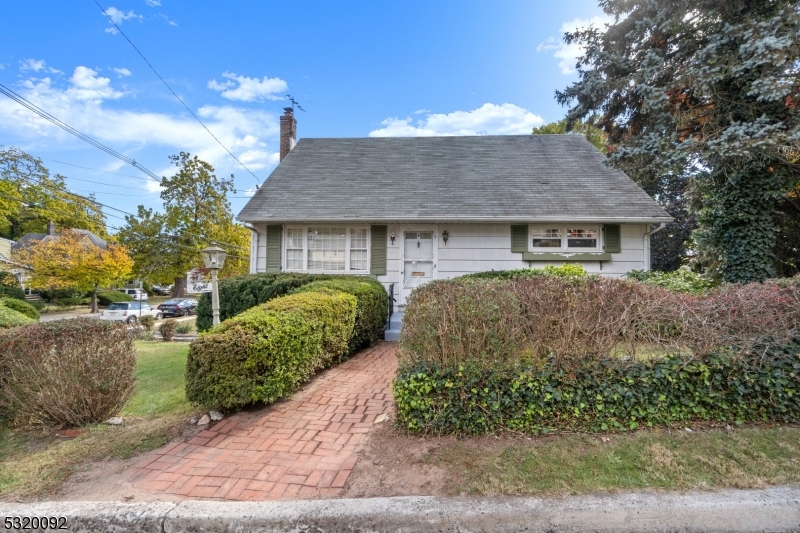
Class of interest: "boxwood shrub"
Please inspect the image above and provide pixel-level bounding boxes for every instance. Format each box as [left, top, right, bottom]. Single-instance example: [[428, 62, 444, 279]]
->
[[97, 291, 134, 306], [186, 291, 357, 410], [0, 302, 35, 329], [195, 273, 334, 332], [0, 285, 25, 300], [292, 278, 388, 353], [0, 297, 39, 320], [393, 339, 800, 435]]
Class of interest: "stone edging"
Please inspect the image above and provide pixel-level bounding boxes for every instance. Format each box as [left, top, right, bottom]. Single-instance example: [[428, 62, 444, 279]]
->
[[2, 486, 800, 532]]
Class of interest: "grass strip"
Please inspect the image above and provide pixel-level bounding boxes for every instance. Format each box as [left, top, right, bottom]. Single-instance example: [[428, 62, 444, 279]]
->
[[431, 427, 800, 497]]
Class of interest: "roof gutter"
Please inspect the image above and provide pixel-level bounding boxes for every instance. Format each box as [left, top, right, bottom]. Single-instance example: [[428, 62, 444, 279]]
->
[[237, 216, 674, 224], [645, 222, 668, 236]]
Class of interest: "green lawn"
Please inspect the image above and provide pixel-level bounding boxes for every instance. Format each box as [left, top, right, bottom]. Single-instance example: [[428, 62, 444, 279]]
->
[[122, 341, 194, 417], [0, 341, 198, 500], [430, 427, 800, 497]]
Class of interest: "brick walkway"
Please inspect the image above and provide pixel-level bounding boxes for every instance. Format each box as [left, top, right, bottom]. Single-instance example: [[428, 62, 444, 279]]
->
[[129, 342, 397, 501]]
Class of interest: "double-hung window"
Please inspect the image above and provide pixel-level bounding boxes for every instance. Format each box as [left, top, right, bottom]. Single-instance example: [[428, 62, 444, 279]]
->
[[284, 226, 369, 272], [529, 225, 601, 251]]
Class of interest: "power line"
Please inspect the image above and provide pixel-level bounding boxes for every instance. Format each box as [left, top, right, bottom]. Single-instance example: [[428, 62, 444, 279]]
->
[[95, 0, 262, 186], [44, 158, 161, 182], [0, 191, 248, 260], [63, 176, 149, 191], [0, 82, 162, 181], [14, 174, 249, 252]]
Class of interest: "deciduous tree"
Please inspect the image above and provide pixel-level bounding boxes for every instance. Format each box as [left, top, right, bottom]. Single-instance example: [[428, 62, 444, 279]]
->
[[118, 153, 249, 296], [0, 146, 107, 241], [15, 229, 133, 313]]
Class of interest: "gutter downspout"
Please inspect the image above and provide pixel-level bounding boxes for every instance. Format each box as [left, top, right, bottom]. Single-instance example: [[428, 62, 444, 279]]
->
[[644, 223, 668, 271], [244, 223, 259, 274]]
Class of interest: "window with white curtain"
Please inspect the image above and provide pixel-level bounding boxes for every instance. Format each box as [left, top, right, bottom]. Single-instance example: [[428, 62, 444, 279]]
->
[[530, 225, 601, 251], [285, 226, 369, 272]]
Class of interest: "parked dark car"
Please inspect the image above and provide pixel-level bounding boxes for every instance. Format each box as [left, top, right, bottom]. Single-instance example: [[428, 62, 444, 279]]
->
[[157, 298, 198, 317]]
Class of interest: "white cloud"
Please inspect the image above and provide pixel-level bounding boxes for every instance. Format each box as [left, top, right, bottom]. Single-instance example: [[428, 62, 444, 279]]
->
[[368, 103, 544, 137], [0, 64, 281, 183], [19, 58, 61, 74], [207, 72, 288, 102], [155, 12, 177, 26], [67, 66, 124, 101], [537, 15, 613, 75], [103, 6, 142, 34], [111, 67, 131, 77], [145, 0, 161, 6], [413, 108, 431, 115]]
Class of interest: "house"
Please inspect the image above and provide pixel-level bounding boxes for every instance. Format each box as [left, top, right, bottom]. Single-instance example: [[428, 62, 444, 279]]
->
[[11, 221, 108, 251], [238, 108, 671, 336]]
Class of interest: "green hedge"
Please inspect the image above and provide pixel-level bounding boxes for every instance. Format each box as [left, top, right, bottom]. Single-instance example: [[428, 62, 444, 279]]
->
[[0, 297, 39, 320], [461, 264, 589, 281], [97, 291, 134, 306], [292, 278, 388, 353], [186, 291, 357, 410], [0, 302, 36, 329], [626, 267, 717, 295], [393, 340, 800, 435], [195, 273, 335, 332], [0, 285, 25, 300]]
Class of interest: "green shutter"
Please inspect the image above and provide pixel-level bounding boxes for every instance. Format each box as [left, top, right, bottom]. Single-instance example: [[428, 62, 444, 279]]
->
[[511, 225, 528, 253], [370, 225, 387, 276], [604, 224, 621, 254], [266, 225, 282, 272]]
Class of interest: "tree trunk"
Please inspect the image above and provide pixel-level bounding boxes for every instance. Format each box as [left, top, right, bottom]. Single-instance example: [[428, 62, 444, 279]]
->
[[173, 276, 187, 298], [90, 290, 99, 314]]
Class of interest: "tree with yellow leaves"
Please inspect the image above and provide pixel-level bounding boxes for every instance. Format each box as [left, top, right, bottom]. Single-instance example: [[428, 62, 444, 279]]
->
[[15, 229, 134, 313]]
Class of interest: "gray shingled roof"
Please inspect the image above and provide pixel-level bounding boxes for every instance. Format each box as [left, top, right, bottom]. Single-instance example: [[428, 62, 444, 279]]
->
[[11, 229, 107, 250], [238, 135, 671, 223]]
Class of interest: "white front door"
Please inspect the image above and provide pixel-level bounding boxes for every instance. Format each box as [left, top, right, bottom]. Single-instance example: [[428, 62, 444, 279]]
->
[[402, 230, 435, 303]]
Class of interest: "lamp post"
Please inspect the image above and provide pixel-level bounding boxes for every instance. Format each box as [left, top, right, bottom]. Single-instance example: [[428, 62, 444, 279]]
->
[[201, 242, 227, 326]]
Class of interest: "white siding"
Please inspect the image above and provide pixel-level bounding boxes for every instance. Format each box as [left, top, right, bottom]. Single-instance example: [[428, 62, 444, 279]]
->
[[250, 223, 268, 273], [251, 223, 649, 307]]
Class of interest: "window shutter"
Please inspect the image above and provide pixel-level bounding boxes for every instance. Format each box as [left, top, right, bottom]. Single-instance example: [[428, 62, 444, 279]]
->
[[266, 225, 282, 272], [510, 225, 528, 253], [370, 225, 387, 276], [604, 224, 621, 254]]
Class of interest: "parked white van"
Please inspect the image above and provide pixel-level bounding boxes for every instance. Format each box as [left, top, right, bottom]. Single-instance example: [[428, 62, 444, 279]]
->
[[116, 288, 148, 301]]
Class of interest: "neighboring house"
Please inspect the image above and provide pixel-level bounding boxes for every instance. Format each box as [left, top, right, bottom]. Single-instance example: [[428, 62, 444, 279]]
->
[[0, 236, 30, 290], [238, 108, 671, 311], [12, 221, 108, 252]]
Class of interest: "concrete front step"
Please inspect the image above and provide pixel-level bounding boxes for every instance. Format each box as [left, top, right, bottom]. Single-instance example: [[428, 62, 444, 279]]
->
[[384, 311, 404, 342]]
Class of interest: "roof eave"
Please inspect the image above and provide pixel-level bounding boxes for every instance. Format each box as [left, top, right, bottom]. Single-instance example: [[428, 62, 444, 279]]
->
[[237, 215, 674, 224]]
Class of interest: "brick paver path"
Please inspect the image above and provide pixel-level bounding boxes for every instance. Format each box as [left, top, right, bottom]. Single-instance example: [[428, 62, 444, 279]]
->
[[129, 342, 397, 501]]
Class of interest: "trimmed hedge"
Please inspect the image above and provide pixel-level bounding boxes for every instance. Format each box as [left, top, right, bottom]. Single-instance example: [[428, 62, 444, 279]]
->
[[461, 264, 589, 281], [195, 273, 334, 332], [292, 278, 388, 353], [393, 340, 800, 435], [626, 267, 717, 295], [186, 291, 357, 410], [0, 297, 39, 320], [0, 302, 35, 329], [97, 291, 134, 306]]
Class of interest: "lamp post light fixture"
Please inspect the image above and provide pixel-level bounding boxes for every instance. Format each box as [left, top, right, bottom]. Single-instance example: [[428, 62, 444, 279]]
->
[[201, 242, 227, 326], [441, 230, 449, 245]]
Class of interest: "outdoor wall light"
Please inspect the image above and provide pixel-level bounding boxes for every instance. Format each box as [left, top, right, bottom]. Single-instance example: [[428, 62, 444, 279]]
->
[[442, 230, 449, 245], [390, 231, 395, 245]]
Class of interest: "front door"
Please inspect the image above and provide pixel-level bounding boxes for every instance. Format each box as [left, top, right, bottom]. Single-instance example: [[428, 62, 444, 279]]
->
[[402, 231, 434, 303]]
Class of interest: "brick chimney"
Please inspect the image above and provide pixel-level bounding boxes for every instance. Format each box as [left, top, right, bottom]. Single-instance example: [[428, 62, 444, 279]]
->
[[279, 107, 296, 161], [47, 220, 56, 236]]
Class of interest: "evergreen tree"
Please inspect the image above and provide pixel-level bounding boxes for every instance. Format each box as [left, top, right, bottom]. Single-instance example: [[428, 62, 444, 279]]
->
[[556, 0, 800, 282]]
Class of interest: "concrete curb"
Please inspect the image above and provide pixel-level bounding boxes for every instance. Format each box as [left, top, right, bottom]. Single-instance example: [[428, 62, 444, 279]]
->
[[2, 486, 800, 532]]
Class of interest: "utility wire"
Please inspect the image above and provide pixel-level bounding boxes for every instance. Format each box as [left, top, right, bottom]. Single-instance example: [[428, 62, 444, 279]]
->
[[44, 158, 160, 182], [0, 191, 248, 260], [64, 176, 149, 191], [95, 0, 262, 186], [0, 82, 162, 181], [15, 174, 250, 252]]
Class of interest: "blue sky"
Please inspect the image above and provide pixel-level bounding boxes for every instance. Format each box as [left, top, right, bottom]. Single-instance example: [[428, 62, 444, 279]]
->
[[0, 0, 607, 221]]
